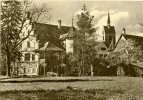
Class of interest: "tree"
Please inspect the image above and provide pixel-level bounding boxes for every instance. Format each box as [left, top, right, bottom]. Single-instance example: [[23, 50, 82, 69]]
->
[[1, 0, 52, 76], [76, 4, 97, 76], [1, 0, 23, 76], [107, 38, 143, 76]]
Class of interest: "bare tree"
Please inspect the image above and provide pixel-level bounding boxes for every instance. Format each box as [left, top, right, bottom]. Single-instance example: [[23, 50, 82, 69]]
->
[[1, 0, 52, 76]]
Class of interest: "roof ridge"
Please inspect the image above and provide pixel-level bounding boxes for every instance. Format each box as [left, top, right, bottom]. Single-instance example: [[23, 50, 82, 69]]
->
[[35, 22, 72, 28], [123, 33, 143, 38]]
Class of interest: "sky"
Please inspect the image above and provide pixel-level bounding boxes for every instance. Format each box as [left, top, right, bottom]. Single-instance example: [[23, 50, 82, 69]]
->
[[33, 0, 143, 41]]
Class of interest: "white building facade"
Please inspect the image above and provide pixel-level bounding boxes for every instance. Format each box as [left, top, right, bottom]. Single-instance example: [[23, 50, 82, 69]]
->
[[18, 17, 39, 76]]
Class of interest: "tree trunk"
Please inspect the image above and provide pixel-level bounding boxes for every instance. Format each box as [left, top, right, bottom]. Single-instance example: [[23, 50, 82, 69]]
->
[[6, 52, 11, 77], [128, 64, 130, 76], [78, 62, 81, 76], [90, 64, 93, 76]]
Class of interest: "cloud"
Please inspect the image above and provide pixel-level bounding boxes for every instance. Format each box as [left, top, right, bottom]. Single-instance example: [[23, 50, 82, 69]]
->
[[126, 24, 143, 36], [75, 10, 83, 15], [127, 24, 140, 32], [90, 5, 99, 11], [74, 6, 130, 41], [90, 10, 106, 20]]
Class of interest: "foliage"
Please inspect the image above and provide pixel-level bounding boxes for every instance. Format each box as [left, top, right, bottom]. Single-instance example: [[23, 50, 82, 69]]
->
[[77, 4, 95, 34], [75, 4, 97, 76], [107, 39, 143, 66], [1, 0, 23, 76], [1, 0, 52, 76]]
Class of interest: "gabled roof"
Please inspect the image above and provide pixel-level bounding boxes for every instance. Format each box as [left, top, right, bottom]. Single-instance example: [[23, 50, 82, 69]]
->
[[115, 33, 143, 50], [103, 26, 115, 34], [33, 22, 71, 49], [95, 41, 108, 51], [123, 34, 143, 42]]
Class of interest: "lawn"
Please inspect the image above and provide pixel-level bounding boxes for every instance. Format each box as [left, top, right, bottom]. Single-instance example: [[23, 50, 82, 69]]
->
[[1, 77, 143, 100]]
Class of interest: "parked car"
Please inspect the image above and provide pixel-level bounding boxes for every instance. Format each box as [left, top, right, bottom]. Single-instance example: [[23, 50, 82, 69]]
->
[[46, 72, 59, 77]]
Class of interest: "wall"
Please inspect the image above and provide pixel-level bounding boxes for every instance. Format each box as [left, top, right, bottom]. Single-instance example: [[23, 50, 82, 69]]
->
[[19, 18, 39, 76], [66, 39, 73, 53]]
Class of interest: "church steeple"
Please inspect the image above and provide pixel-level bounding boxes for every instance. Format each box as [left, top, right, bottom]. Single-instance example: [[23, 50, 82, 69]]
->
[[107, 10, 110, 26], [72, 15, 74, 27]]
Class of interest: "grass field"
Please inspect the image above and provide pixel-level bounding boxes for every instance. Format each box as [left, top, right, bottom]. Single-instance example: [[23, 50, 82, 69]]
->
[[1, 77, 143, 100]]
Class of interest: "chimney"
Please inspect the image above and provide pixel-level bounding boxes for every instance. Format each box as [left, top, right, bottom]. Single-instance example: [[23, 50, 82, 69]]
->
[[123, 28, 126, 34], [58, 20, 62, 29]]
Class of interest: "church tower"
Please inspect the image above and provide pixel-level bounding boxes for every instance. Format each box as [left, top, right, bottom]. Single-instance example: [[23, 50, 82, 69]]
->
[[103, 10, 116, 49]]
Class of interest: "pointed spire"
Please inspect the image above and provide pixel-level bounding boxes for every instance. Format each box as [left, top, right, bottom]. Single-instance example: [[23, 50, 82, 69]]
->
[[72, 14, 74, 27], [107, 9, 110, 26]]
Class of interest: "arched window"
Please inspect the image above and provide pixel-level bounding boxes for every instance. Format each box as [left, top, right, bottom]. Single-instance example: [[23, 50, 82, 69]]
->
[[109, 35, 112, 43]]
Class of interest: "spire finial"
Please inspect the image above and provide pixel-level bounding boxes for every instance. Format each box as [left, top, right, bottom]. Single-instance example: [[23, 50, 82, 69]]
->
[[107, 9, 110, 26], [72, 13, 74, 27]]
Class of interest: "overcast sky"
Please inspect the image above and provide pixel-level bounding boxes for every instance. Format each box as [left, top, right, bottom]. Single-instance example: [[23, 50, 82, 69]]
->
[[33, 0, 143, 40]]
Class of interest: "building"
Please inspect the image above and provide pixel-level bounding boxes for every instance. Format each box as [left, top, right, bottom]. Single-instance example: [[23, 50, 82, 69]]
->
[[18, 14, 39, 76], [60, 27, 77, 53], [60, 18, 77, 53], [108, 28, 143, 76], [95, 41, 108, 59], [18, 11, 74, 76], [35, 42, 64, 75], [34, 20, 75, 75], [95, 11, 116, 59], [102, 11, 116, 48]]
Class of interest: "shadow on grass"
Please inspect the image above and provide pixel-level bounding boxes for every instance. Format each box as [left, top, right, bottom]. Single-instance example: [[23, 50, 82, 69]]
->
[[0, 79, 113, 83]]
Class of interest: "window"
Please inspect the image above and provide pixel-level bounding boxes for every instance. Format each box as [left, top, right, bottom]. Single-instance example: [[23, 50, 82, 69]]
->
[[25, 53, 30, 61], [32, 68, 36, 73], [99, 54, 103, 58], [27, 41, 30, 47], [40, 53, 44, 59], [32, 54, 35, 61], [101, 47, 106, 51], [104, 54, 107, 58]]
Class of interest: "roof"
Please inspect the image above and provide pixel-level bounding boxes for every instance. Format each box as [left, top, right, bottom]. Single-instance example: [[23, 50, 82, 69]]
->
[[35, 42, 64, 52], [94, 41, 108, 51], [132, 62, 143, 69], [123, 34, 143, 42], [34, 23, 71, 38], [103, 26, 115, 34], [115, 33, 143, 50], [66, 27, 76, 38], [108, 39, 115, 51], [60, 27, 77, 40], [33, 22, 71, 49]]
